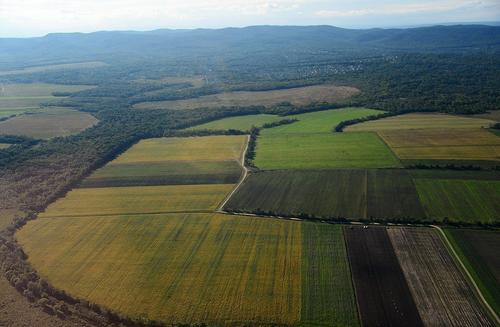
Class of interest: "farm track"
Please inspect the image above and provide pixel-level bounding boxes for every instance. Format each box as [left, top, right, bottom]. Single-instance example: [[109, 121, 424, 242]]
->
[[432, 225, 500, 325], [39, 209, 216, 219], [217, 135, 250, 212]]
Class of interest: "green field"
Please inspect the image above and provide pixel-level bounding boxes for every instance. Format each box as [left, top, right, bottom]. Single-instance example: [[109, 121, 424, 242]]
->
[[18, 213, 359, 326], [265, 108, 383, 135], [225, 169, 425, 221], [83, 136, 246, 187], [409, 169, 500, 181], [444, 229, 500, 316], [0, 108, 98, 139], [0, 143, 10, 149], [187, 114, 283, 131], [301, 223, 359, 326], [253, 108, 400, 169], [414, 179, 500, 224], [345, 113, 495, 131], [255, 132, 401, 169]]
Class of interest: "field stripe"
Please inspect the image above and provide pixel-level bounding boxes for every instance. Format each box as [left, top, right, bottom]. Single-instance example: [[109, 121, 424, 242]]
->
[[432, 225, 500, 324]]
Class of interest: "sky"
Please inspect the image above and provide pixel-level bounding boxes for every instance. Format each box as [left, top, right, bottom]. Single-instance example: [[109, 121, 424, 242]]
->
[[0, 0, 499, 37]]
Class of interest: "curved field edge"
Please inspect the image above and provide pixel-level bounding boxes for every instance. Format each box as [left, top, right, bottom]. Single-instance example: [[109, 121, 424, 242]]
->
[[443, 228, 500, 319], [17, 214, 359, 326]]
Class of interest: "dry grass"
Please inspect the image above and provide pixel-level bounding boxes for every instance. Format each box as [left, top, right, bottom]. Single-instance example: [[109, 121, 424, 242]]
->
[[39, 184, 234, 218], [472, 110, 500, 122], [134, 84, 360, 110], [0, 83, 94, 118], [0, 108, 98, 139], [388, 227, 494, 327], [378, 128, 500, 161], [17, 213, 302, 325], [112, 136, 247, 164], [0, 62, 107, 76], [345, 113, 495, 131]]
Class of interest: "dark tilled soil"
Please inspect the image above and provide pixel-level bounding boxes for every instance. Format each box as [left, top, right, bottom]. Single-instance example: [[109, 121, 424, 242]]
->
[[344, 226, 423, 327]]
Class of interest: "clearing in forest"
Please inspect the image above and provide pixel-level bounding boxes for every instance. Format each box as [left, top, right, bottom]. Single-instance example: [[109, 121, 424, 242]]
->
[[0, 83, 93, 118], [0, 107, 98, 139], [0, 62, 107, 76], [133, 84, 360, 110], [388, 227, 494, 327]]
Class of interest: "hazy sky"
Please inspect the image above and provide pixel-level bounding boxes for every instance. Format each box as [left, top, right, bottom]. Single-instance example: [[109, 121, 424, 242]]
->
[[1, 0, 499, 37]]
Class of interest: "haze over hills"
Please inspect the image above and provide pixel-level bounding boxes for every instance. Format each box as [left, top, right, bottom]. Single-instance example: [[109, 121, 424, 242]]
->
[[1, 24, 500, 68]]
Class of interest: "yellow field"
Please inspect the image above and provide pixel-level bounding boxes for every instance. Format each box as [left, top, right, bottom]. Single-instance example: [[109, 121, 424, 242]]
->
[[379, 128, 500, 160], [17, 213, 302, 325], [39, 184, 233, 217], [112, 136, 247, 164], [134, 84, 360, 110], [345, 113, 495, 131], [0, 143, 10, 149]]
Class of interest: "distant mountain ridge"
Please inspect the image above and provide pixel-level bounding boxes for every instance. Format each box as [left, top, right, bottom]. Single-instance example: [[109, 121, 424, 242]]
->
[[1, 24, 500, 69]]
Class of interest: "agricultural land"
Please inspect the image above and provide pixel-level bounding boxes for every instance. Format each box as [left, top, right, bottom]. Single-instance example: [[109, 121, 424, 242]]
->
[[133, 84, 360, 110], [0, 62, 107, 76], [414, 179, 500, 224], [224, 169, 426, 221], [0, 83, 93, 118], [252, 108, 402, 169], [472, 110, 500, 122], [444, 229, 500, 316], [0, 107, 98, 139], [17, 133, 361, 326], [187, 114, 283, 131], [81, 136, 246, 187], [344, 226, 423, 327], [388, 227, 494, 327], [345, 113, 495, 131]]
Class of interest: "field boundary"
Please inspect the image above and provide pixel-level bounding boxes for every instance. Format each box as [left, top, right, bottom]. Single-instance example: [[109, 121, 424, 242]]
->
[[432, 225, 500, 324], [217, 135, 250, 212]]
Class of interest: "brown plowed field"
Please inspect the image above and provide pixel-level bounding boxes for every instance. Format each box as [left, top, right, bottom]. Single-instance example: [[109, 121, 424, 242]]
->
[[344, 226, 423, 327], [387, 227, 494, 327]]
